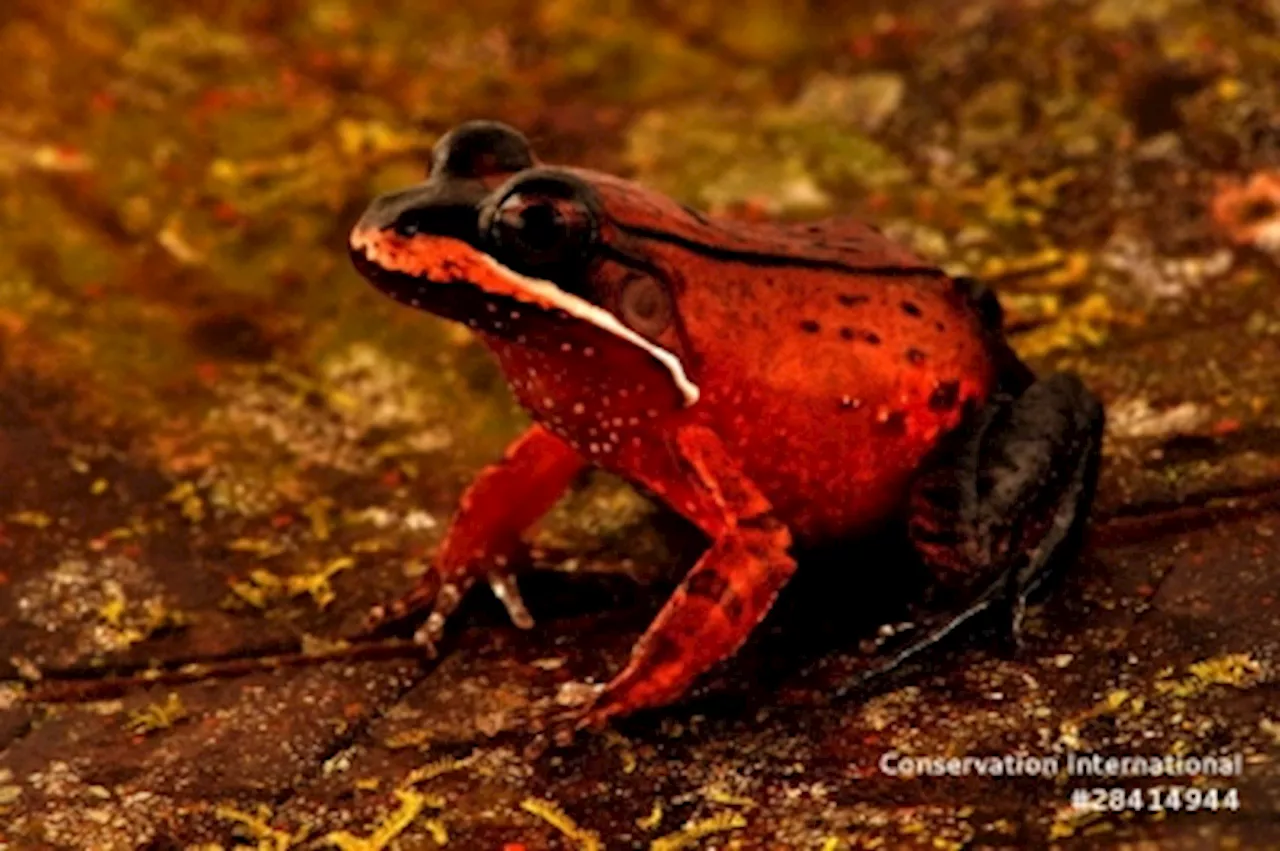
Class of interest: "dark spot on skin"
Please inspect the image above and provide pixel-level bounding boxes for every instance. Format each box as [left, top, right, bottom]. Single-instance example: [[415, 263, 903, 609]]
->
[[686, 570, 730, 601], [935, 321, 946, 332], [929, 380, 961, 411], [878, 410, 908, 435], [188, 313, 275, 362], [799, 319, 821, 333], [901, 301, 922, 317], [645, 634, 685, 667], [840, 327, 881, 344], [838, 293, 870, 307], [907, 348, 927, 366], [720, 591, 745, 622]]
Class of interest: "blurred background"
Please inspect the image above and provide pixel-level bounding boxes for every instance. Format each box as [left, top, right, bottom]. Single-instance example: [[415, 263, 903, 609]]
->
[[1, 1, 1278, 848]]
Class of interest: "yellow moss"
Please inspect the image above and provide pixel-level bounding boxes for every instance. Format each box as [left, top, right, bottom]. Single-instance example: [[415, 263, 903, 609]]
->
[[704, 786, 757, 809], [99, 590, 128, 627], [6, 510, 52, 528], [304, 497, 334, 541], [604, 729, 639, 774], [381, 728, 432, 750], [520, 798, 602, 851], [215, 804, 304, 851], [637, 802, 664, 831], [227, 557, 357, 610], [422, 818, 448, 845], [165, 481, 205, 523], [228, 538, 289, 558], [1155, 654, 1264, 698], [284, 557, 356, 608], [126, 692, 187, 734], [1013, 293, 1117, 358], [401, 753, 478, 788], [958, 170, 1077, 227], [322, 789, 433, 851], [650, 811, 748, 851]]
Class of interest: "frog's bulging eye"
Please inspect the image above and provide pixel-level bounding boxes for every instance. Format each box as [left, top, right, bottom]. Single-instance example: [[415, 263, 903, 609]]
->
[[618, 273, 673, 338], [486, 192, 596, 274]]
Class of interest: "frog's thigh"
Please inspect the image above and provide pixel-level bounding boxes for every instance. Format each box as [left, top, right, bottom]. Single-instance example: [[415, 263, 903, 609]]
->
[[907, 372, 1105, 630], [577, 426, 797, 727]]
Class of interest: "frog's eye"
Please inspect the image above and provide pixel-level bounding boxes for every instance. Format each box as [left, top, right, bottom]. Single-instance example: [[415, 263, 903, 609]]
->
[[486, 191, 596, 276], [618, 272, 673, 338]]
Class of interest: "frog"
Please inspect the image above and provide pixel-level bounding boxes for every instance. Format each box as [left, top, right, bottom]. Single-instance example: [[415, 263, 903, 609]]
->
[[348, 120, 1105, 731]]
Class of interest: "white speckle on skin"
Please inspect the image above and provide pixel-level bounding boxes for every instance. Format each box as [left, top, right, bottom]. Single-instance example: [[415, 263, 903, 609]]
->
[[572, 403, 585, 415], [583, 346, 595, 357], [543, 397, 555, 409], [560, 342, 572, 353], [589, 442, 600, 453], [510, 310, 521, 320]]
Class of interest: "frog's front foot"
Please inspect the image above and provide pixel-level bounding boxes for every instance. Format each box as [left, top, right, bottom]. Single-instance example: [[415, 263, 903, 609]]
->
[[360, 561, 535, 651], [850, 372, 1105, 691], [358, 424, 585, 648]]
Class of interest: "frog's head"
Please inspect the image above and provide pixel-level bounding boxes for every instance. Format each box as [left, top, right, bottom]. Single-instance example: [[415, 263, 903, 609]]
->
[[350, 120, 699, 410]]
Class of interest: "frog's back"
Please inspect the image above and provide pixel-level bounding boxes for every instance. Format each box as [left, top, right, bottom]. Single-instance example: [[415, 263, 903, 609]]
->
[[652, 216, 999, 542], [586, 175, 1005, 541]]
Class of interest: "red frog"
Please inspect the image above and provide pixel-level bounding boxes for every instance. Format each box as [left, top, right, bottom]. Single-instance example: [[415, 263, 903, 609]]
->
[[349, 121, 1104, 730]]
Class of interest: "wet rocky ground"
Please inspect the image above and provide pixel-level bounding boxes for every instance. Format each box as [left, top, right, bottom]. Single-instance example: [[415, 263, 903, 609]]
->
[[1, 0, 1278, 847]]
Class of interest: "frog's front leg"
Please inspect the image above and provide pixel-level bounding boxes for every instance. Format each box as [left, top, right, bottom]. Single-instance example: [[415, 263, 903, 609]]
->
[[574, 425, 797, 729], [363, 424, 585, 648], [852, 372, 1104, 690]]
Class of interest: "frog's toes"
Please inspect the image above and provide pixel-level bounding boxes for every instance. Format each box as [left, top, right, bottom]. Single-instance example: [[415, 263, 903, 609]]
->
[[487, 572, 535, 630], [410, 580, 466, 647]]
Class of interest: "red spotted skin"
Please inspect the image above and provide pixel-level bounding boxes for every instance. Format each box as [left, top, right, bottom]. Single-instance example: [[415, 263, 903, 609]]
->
[[348, 122, 1022, 729], [487, 170, 995, 543]]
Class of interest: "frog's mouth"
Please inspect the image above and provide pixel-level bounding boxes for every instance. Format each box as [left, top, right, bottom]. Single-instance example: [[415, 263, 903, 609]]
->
[[349, 227, 700, 407]]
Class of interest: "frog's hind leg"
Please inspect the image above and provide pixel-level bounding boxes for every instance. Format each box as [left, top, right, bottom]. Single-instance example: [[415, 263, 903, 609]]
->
[[847, 372, 1104, 693], [571, 425, 798, 730]]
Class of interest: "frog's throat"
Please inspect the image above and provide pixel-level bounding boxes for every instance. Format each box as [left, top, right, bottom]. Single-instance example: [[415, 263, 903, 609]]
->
[[350, 230, 700, 407]]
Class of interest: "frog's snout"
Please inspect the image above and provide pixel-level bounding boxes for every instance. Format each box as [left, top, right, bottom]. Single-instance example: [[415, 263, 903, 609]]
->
[[353, 181, 486, 249]]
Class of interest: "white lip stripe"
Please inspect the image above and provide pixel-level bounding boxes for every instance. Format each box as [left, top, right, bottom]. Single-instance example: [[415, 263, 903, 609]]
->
[[351, 226, 701, 408], [476, 255, 700, 407]]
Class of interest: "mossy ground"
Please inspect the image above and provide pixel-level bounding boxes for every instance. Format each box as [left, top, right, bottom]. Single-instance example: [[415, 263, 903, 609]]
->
[[0, 1, 1278, 847]]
